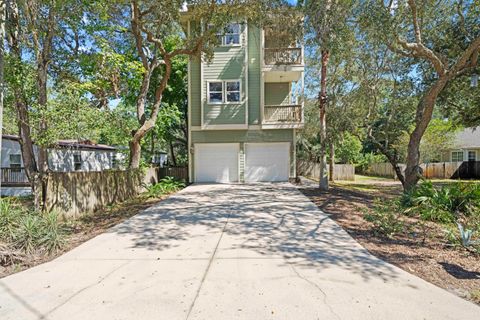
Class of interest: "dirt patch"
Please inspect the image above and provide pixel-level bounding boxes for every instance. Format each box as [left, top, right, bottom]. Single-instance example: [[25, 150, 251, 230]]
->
[[0, 194, 169, 279], [299, 178, 480, 305]]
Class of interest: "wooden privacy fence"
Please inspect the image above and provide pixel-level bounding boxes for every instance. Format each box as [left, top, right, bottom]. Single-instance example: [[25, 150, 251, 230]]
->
[[45, 167, 159, 218], [367, 162, 480, 180], [297, 160, 355, 181], [159, 166, 188, 181]]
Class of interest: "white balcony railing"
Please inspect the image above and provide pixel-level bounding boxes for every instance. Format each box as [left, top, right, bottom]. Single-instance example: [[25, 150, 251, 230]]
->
[[264, 104, 302, 123], [264, 47, 302, 65]]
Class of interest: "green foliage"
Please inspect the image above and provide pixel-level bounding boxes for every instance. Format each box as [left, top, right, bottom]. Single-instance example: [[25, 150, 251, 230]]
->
[[364, 199, 405, 237], [355, 152, 387, 174], [402, 181, 480, 223], [0, 198, 65, 254], [146, 177, 186, 198], [335, 133, 363, 164]]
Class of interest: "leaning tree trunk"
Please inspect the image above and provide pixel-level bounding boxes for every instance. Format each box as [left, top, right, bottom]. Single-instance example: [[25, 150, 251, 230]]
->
[[404, 77, 449, 191], [36, 62, 50, 210], [318, 49, 330, 190]]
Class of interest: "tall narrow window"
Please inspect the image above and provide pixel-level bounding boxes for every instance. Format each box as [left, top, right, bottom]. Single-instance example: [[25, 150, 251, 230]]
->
[[226, 81, 240, 102], [468, 151, 476, 162], [73, 153, 82, 171], [208, 82, 223, 103]]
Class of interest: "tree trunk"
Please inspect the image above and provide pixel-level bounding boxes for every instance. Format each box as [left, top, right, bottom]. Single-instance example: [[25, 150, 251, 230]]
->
[[318, 49, 329, 190], [129, 135, 142, 169], [403, 77, 449, 191], [0, 1, 4, 191], [169, 140, 177, 166], [328, 141, 334, 182]]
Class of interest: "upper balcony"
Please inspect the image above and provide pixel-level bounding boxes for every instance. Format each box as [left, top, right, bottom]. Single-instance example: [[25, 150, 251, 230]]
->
[[262, 24, 304, 72]]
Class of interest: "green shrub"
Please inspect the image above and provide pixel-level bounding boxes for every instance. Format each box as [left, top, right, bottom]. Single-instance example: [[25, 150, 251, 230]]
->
[[146, 176, 185, 198], [364, 199, 405, 237], [0, 198, 22, 241], [402, 180, 480, 223], [1, 198, 66, 254]]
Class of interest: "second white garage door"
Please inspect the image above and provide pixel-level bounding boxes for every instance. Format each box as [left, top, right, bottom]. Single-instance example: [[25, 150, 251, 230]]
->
[[245, 143, 290, 182], [195, 143, 239, 183]]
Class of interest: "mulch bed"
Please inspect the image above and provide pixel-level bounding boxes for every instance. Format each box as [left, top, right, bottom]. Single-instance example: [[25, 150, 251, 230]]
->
[[0, 195, 168, 279], [299, 182, 480, 305]]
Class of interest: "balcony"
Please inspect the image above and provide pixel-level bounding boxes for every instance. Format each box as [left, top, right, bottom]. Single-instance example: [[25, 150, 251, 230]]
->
[[264, 47, 302, 66], [263, 104, 303, 125], [1, 167, 30, 187]]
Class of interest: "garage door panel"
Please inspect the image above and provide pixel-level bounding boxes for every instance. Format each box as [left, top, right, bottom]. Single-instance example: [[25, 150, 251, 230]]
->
[[245, 143, 289, 182], [195, 144, 239, 183]]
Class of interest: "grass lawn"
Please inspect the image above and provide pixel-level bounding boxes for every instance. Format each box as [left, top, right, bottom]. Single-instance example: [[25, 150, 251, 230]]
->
[[299, 175, 480, 305]]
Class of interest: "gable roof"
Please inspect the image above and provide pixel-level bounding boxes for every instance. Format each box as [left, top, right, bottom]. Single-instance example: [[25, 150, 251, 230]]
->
[[2, 134, 117, 151], [453, 127, 480, 149]]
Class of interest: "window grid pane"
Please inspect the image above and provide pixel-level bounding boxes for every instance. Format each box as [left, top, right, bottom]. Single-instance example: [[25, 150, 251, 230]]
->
[[226, 81, 240, 102], [452, 152, 463, 162]]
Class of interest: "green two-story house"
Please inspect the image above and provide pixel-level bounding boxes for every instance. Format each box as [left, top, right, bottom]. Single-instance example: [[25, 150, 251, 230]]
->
[[187, 21, 304, 183]]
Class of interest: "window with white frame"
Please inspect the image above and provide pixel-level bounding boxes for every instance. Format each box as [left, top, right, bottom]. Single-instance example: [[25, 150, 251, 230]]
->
[[451, 151, 464, 162], [208, 80, 241, 104], [226, 81, 240, 102], [213, 23, 240, 46], [9, 154, 22, 171], [73, 153, 82, 171]]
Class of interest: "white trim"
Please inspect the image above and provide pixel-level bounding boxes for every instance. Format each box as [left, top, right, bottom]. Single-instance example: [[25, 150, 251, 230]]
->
[[293, 128, 296, 178], [261, 123, 304, 130], [187, 20, 192, 182], [201, 124, 248, 130], [245, 21, 249, 126], [200, 50, 204, 127]]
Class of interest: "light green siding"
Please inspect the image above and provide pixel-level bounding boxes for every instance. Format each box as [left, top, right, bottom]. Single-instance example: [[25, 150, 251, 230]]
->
[[202, 24, 247, 125], [191, 129, 293, 144], [203, 104, 245, 125], [265, 83, 290, 105], [190, 56, 202, 126], [248, 25, 261, 125]]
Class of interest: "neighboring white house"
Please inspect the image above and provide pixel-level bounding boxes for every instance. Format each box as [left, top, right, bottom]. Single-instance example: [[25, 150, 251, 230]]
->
[[1, 134, 125, 196], [443, 127, 480, 162]]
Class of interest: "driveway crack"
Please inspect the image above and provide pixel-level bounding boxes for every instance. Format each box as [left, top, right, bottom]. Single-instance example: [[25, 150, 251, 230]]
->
[[185, 214, 231, 320], [288, 263, 341, 320]]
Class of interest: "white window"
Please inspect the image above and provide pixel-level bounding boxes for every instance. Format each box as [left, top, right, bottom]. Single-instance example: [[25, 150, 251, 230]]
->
[[73, 153, 82, 171], [215, 23, 240, 46], [226, 81, 241, 102], [207, 80, 241, 104], [208, 82, 223, 103], [468, 151, 476, 162], [451, 151, 464, 162]]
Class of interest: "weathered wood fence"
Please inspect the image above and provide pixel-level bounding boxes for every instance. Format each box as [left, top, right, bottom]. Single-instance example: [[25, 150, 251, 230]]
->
[[297, 160, 355, 181], [45, 167, 160, 218], [159, 166, 188, 181], [367, 161, 480, 180]]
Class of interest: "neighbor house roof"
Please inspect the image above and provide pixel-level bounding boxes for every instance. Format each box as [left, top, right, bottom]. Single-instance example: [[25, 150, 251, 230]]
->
[[453, 126, 480, 149], [2, 134, 117, 151]]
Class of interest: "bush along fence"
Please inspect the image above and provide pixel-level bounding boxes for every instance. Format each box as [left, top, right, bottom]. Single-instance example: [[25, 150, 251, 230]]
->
[[297, 160, 355, 181], [159, 166, 188, 181], [45, 167, 160, 218], [367, 161, 480, 180]]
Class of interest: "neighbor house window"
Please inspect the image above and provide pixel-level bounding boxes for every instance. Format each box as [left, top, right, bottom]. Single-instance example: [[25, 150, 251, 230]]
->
[[73, 153, 82, 171], [226, 81, 241, 102], [207, 80, 241, 104], [451, 151, 464, 162], [468, 151, 476, 162], [9, 154, 22, 172]]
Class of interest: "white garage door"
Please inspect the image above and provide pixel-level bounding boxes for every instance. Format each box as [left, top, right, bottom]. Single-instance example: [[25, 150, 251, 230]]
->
[[195, 143, 239, 183], [245, 143, 290, 182]]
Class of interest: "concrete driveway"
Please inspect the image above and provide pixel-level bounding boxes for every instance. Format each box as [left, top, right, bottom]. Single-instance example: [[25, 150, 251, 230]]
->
[[1, 183, 479, 319]]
